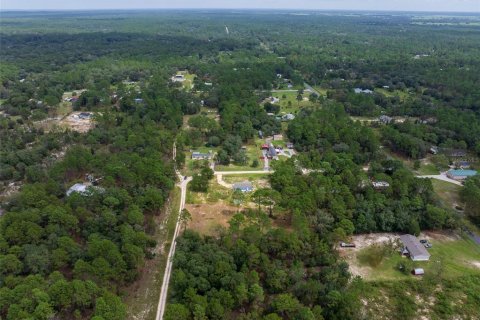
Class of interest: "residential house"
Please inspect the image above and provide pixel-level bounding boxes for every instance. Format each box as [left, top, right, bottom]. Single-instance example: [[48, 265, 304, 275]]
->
[[379, 115, 393, 124], [172, 74, 186, 82], [78, 112, 92, 120], [455, 161, 471, 169], [372, 181, 390, 189], [191, 151, 212, 160], [447, 149, 467, 158], [66, 183, 104, 197], [267, 145, 278, 159], [354, 88, 373, 94], [273, 134, 283, 141], [400, 234, 431, 261], [282, 114, 295, 121]]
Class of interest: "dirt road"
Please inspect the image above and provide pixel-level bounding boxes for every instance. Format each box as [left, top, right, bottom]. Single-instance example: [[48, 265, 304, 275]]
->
[[416, 173, 463, 186]]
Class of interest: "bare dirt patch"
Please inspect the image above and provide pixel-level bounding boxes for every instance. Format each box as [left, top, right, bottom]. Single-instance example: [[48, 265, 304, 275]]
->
[[186, 202, 242, 236], [60, 112, 95, 133]]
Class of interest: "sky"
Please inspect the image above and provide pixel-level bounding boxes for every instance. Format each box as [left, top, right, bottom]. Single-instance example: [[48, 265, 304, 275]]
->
[[1, 0, 480, 12]]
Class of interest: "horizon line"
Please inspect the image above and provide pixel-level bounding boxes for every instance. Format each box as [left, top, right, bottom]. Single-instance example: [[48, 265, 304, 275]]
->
[[1, 8, 480, 14]]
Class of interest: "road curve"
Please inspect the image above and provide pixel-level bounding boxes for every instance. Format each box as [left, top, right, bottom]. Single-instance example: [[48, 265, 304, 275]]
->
[[155, 175, 191, 320]]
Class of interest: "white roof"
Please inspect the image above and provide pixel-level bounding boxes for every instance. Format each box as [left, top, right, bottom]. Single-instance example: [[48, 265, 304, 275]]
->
[[66, 183, 88, 196]]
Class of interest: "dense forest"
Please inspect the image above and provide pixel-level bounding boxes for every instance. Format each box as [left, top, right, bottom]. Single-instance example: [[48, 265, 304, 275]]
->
[[1, 10, 479, 320]]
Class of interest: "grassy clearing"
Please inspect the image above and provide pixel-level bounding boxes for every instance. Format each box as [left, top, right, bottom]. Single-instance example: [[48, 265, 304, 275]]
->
[[270, 91, 315, 114], [312, 86, 328, 96], [356, 236, 480, 281], [375, 88, 409, 101], [416, 163, 440, 175], [187, 180, 231, 205], [431, 179, 462, 210], [125, 186, 181, 320], [56, 102, 73, 117]]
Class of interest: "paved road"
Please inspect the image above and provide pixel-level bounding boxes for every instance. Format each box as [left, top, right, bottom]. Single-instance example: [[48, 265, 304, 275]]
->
[[155, 175, 191, 320], [416, 173, 463, 186]]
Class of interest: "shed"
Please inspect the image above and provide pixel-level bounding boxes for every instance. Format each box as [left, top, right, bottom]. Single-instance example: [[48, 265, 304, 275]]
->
[[412, 268, 425, 276], [233, 181, 253, 192], [282, 114, 295, 121], [273, 134, 283, 141], [400, 234, 431, 261]]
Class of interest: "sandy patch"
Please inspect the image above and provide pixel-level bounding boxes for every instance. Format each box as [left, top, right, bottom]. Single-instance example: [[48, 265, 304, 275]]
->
[[186, 202, 241, 236], [60, 112, 95, 133]]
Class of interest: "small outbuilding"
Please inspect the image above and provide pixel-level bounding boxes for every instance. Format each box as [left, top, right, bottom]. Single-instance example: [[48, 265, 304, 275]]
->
[[400, 234, 431, 261], [412, 268, 425, 276], [273, 134, 283, 141], [233, 181, 253, 192]]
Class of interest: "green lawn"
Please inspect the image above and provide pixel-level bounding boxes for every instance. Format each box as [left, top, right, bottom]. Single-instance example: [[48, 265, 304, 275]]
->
[[270, 91, 315, 114], [431, 179, 463, 210], [416, 163, 440, 175], [356, 236, 480, 281], [375, 88, 409, 101], [187, 180, 231, 204]]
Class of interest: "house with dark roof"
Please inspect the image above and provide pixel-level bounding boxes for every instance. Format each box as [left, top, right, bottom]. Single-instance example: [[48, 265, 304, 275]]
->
[[267, 145, 278, 159], [455, 161, 471, 169], [400, 234, 431, 261], [78, 112, 92, 120], [447, 149, 467, 158], [233, 181, 253, 192], [191, 151, 212, 160]]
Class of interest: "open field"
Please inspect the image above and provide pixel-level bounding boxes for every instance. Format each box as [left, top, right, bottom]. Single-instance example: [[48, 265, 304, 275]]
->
[[375, 88, 410, 101], [186, 180, 232, 205], [222, 174, 270, 188], [353, 231, 480, 320], [270, 91, 316, 114], [431, 179, 463, 210], [173, 71, 195, 90], [340, 231, 480, 282], [185, 202, 241, 236]]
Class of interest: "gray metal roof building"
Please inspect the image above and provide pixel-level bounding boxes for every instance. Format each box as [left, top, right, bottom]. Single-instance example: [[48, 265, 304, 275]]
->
[[400, 234, 430, 261], [233, 181, 253, 192]]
